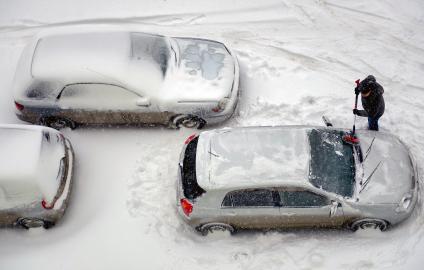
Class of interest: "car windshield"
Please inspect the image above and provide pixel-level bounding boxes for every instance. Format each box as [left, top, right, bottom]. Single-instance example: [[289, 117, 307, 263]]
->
[[308, 128, 355, 197], [130, 33, 171, 77]]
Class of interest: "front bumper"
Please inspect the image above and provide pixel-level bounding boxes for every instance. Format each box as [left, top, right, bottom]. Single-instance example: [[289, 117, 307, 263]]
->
[[203, 50, 240, 126]]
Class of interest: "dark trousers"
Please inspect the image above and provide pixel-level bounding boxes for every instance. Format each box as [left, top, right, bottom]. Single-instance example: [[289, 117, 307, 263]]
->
[[368, 115, 382, 131]]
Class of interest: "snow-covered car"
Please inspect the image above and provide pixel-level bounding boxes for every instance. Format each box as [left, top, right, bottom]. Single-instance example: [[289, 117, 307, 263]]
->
[[0, 124, 74, 229], [13, 31, 239, 129], [177, 126, 418, 235]]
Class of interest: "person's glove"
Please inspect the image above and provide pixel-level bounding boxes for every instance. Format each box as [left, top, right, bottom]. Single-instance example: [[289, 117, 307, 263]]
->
[[354, 87, 360, 95], [353, 109, 359, 115]]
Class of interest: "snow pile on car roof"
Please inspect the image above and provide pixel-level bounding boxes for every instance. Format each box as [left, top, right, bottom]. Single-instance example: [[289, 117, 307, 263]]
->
[[30, 32, 164, 98], [196, 127, 310, 190]]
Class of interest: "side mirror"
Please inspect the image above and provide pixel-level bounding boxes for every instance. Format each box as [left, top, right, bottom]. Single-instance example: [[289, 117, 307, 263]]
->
[[136, 97, 151, 107], [330, 201, 340, 217]]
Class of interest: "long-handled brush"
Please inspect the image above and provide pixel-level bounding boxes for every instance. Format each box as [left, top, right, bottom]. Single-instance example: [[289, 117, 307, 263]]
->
[[342, 79, 361, 144]]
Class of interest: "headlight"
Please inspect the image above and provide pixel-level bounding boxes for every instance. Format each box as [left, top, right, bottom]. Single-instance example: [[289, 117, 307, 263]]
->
[[396, 194, 413, 213]]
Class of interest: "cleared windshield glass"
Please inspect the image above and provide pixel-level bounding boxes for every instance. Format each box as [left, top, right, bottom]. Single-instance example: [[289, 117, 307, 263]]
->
[[308, 129, 355, 197], [130, 33, 171, 77]]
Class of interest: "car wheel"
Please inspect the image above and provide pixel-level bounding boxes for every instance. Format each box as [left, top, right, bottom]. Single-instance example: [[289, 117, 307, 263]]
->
[[17, 217, 55, 230], [172, 115, 206, 129], [40, 117, 76, 130], [198, 223, 235, 236], [350, 218, 388, 232]]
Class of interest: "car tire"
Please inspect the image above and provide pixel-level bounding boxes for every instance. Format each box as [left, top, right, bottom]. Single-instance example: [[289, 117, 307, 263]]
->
[[17, 217, 55, 230], [40, 117, 76, 130], [349, 218, 388, 232], [198, 223, 235, 236], [172, 115, 206, 130]]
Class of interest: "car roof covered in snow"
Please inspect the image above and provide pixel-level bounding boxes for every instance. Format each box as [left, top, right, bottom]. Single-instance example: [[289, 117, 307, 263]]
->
[[195, 126, 312, 191], [30, 32, 166, 98], [0, 125, 65, 209]]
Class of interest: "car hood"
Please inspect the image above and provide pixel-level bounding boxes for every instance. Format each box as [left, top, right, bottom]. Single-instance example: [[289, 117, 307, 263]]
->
[[356, 130, 415, 204], [162, 37, 236, 102]]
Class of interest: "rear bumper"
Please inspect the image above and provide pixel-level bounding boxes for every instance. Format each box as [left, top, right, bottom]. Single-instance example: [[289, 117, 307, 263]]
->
[[44, 138, 74, 223], [54, 139, 74, 212], [15, 111, 38, 124]]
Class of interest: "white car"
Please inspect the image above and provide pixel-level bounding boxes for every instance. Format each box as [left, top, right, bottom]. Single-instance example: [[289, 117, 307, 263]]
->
[[13, 31, 240, 129], [0, 125, 74, 229]]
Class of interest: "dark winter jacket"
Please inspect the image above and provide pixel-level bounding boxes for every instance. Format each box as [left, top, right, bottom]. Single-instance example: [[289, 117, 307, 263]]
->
[[356, 79, 385, 118]]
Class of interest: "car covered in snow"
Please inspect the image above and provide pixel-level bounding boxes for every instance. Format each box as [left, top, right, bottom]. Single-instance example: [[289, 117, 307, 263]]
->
[[177, 126, 419, 235], [13, 31, 239, 129], [0, 125, 74, 229]]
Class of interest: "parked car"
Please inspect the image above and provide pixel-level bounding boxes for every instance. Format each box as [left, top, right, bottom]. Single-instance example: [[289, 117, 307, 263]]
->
[[177, 126, 419, 235], [0, 124, 74, 229], [13, 31, 239, 130]]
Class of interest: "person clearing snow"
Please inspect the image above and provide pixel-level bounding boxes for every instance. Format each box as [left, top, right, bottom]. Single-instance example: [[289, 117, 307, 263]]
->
[[353, 75, 385, 131]]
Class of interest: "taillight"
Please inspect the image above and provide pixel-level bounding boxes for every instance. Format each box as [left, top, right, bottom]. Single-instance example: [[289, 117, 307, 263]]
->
[[15, 101, 24, 111], [184, 134, 197, 145], [180, 198, 193, 216], [41, 199, 54, 210]]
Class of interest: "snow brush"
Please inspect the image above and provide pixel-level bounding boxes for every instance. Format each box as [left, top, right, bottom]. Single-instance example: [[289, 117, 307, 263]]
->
[[342, 79, 361, 145]]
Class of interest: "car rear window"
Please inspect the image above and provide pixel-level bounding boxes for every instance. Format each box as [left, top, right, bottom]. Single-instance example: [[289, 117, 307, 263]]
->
[[182, 137, 205, 199], [308, 129, 355, 197]]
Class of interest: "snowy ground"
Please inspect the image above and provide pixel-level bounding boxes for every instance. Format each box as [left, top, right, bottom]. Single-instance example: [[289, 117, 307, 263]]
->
[[1, 0, 424, 269]]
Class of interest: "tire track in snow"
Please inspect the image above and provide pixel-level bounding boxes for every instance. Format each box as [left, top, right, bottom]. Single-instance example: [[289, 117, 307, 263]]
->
[[0, 3, 288, 34], [324, 2, 393, 22]]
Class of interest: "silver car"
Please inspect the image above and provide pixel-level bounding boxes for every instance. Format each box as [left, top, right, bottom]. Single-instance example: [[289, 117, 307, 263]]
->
[[177, 126, 419, 235], [0, 124, 74, 229], [13, 31, 239, 129]]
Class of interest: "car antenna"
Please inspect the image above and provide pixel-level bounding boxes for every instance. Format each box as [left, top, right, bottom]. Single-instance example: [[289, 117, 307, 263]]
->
[[342, 79, 361, 145], [363, 137, 376, 162], [359, 161, 382, 193]]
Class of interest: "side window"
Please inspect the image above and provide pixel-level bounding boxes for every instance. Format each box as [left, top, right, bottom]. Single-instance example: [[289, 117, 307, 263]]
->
[[280, 190, 329, 208], [222, 189, 278, 208], [58, 84, 141, 109]]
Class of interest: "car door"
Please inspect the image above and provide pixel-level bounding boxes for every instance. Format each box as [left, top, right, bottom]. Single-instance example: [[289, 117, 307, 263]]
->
[[277, 188, 344, 228], [57, 83, 124, 124], [120, 94, 171, 125], [220, 188, 281, 229], [56, 83, 157, 125]]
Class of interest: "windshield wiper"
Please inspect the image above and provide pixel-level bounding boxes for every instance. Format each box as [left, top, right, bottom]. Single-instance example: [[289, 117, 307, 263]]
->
[[359, 161, 382, 193], [170, 43, 177, 64], [363, 136, 376, 162]]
